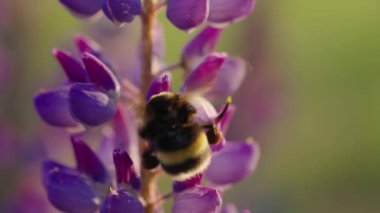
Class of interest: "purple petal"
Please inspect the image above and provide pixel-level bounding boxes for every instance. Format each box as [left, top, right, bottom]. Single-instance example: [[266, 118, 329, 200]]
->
[[113, 149, 141, 190], [221, 203, 238, 213], [76, 34, 115, 71], [172, 186, 222, 213], [205, 141, 260, 185], [219, 105, 236, 134], [100, 189, 143, 213], [42, 160, 77, 187], [208, 0, 256, 25], [112, 106, 141, 170], [43, 160, 99, 213], [182, 26, 222, 70], [210, 136, 226, 152], [71, 136, 109, 183], [81, 52, 120, 93], [181, 53, 227, 94], [173, 173, 203, 193], [69, 83, 117, 126], [75, 35, 102, 58], [187, 96, 218, 124], [207, 57, 246, 97], [102, 0, 142, 25], [34, 87, 79, 127], [167, 0, 209, 31], [52, 49, 88, 83], [98, 134, 114, 168], [59, 0, 102, 17], [146, 73, 171, 100]]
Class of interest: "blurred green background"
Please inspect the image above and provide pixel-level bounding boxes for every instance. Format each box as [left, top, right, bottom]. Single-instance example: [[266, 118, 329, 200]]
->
[[0, 0, 379, 212]]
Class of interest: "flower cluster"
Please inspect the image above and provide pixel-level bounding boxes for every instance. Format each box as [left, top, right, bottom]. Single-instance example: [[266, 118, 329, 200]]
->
[[58, 0, 256, 30], [34, 0, 260, 212]]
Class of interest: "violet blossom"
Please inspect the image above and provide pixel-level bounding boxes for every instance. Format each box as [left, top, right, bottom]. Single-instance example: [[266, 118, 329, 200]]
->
[[43, 136, 143, 212], [35, 0, 261, 212]]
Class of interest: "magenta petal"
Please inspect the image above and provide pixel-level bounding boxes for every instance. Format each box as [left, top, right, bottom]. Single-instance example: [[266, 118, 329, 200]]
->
[[172, 186, 222, 213], [182, 26, 222, 70], [98, 134, 114, 168], [69, 83, 117, 126], [42, 161, 99, 213], [113, 149, 141, 190], [173, 173, 203, 193], [167, 0, 209, 31], [112, 106, 141, 170], [221, 203, 239, 213], [59, 0, 102, 17], [208, 0, 256, 25], [102, 0, 142, 25], [146, 73, 171, 100], [34, 87, 79, 127], [219, 104, 236, 134], [181, 53, 227, 94], [53, 49, 88, 83], [71, 136, 109, 183], [75, 35, 102, 57], [207, 57, 246, 97], [188, 96, 218, 124], [76, 35, 115, 71], [42, 161, 77, 187], [81, 52, 120, 93], [100, 190, 143, 213], [205, 141, 260, 185]]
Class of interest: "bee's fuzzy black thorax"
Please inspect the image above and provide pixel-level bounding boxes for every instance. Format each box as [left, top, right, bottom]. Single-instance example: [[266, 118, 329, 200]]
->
[[140, 92, 200, 152]]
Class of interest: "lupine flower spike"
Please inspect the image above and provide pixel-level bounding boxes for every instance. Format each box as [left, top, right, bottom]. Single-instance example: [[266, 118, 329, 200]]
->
[[35, 0, 260, 212]]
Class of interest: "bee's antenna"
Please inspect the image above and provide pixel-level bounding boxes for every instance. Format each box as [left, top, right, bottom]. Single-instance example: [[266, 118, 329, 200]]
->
[[215, 96, 232, 123]]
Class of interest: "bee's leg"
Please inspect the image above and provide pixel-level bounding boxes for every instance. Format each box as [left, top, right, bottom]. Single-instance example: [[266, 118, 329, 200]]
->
[[142, 148, 160, 169], [202, 124, 222, 145]]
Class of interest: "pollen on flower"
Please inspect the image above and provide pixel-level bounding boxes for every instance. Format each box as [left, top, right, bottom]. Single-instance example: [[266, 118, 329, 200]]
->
[[109, 186, 118, 195], [226, 96, 232, 104], [246, 137, 255, 143]]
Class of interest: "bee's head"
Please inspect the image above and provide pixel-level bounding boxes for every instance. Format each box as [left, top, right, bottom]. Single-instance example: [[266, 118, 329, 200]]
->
[[146, 92, 196, 126]]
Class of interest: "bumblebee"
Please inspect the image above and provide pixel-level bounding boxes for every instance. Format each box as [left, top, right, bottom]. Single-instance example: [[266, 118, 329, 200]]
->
[[139, 92, 230, 181]]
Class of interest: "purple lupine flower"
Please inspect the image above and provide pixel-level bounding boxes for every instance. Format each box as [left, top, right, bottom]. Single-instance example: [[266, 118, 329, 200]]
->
[[167, 0, 209, 31], [206, 57, 247, 99], [167, 0, 256, 30], [59, 0, 103, 17], [172, 186, 222, 213], [102, 0, 143, 25], [181, 52, 227, 94], [57, 0, 142, 25], [36, 1, 260, 211], [43, 136, 142, 212], [181, 26, 247, 100], [34, 38, 120, 127], [111, 104, 142, 173], [208, 0, 256, 26], [181, 26, 223, 71], [205, 140, 260, 186]]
